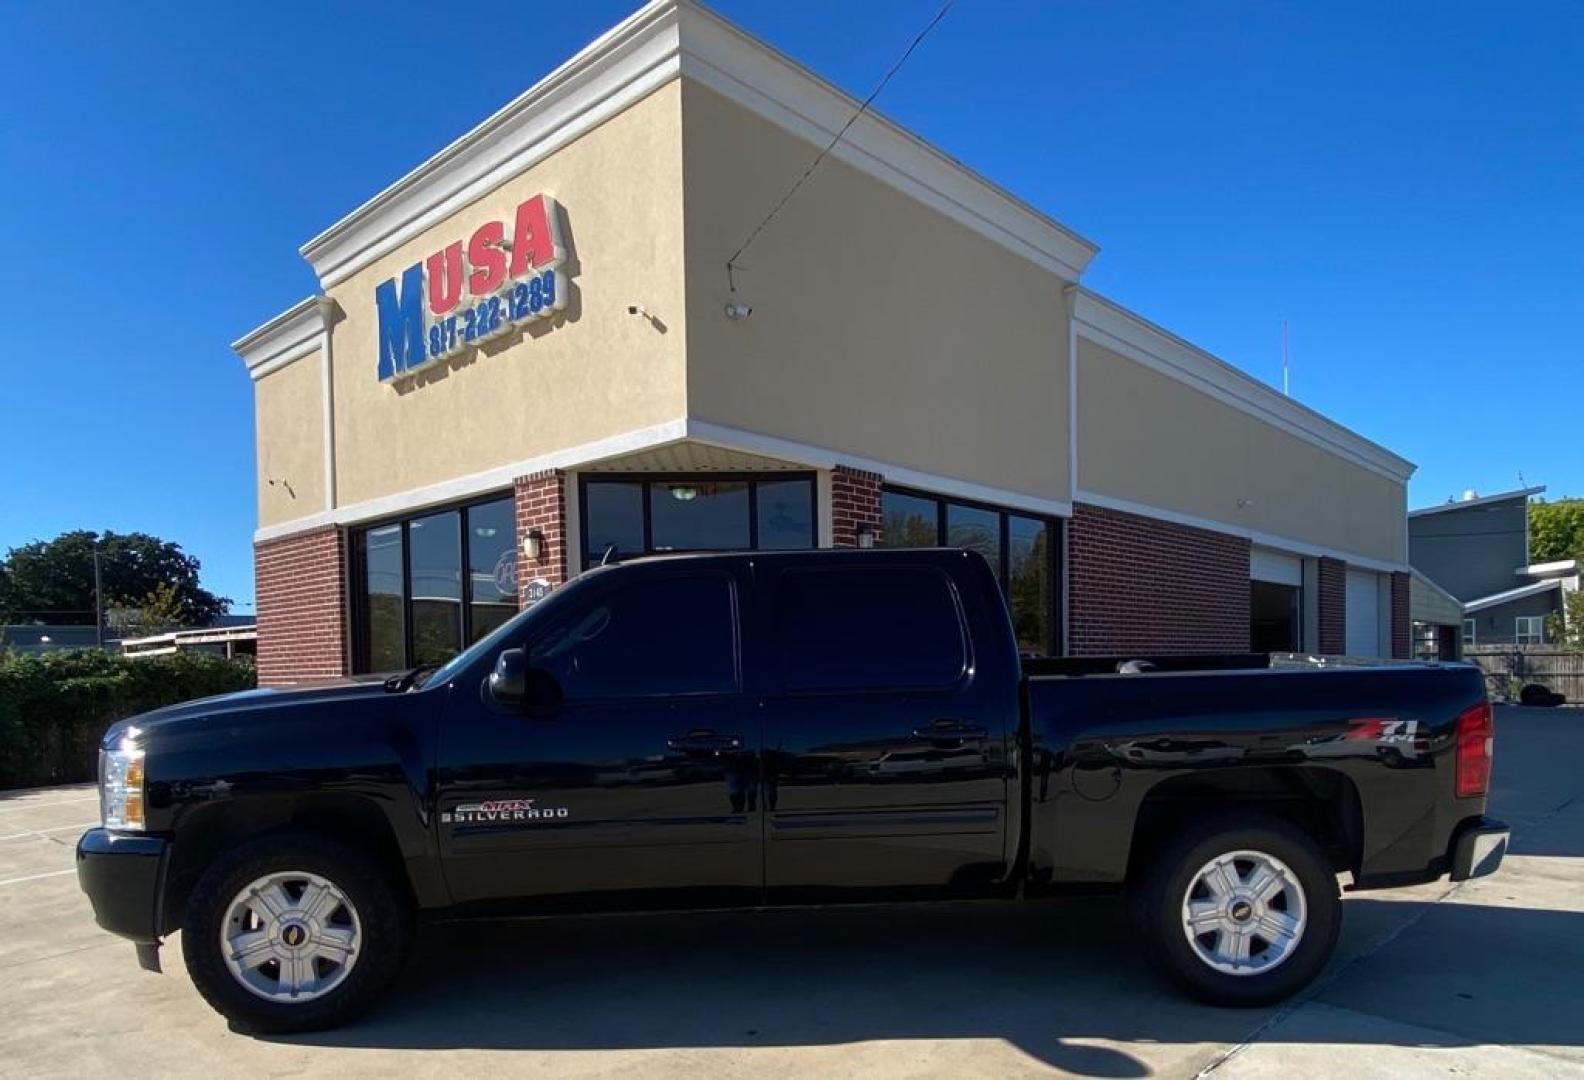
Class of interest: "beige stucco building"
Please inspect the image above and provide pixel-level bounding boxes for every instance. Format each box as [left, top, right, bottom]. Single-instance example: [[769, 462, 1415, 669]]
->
[[235, 0, 1416, 685]]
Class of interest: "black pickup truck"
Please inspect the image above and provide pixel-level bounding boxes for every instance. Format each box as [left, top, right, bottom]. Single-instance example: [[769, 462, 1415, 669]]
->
[[78, 548, 1509, 1032]]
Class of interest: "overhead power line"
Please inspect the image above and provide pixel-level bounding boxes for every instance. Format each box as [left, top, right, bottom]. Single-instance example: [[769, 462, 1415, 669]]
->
[[725, 0, 957, 292]]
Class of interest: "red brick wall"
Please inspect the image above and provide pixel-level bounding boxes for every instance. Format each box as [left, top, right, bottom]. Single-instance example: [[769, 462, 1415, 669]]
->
[[1390, 570, 1412, 659], [832, 465, 883, 548], [1067, 502, 1252, 655], [1316, 557, 1347, 655], [254, 526, 347, 686], [515, 470, 567, 602]]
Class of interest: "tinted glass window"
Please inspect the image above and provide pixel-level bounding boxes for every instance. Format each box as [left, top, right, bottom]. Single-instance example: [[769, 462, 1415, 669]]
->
[[467, 498, 517, 643], [775, 567, 966, 691], [650, 481, 749, 551], [362, 524, 405, 672], [1251, 581, 1302, 652], [757, 479, 814, 549], [530, 574, 737, 699], [1007, 515, 1051, 655], [947, 503, 1001, 583], [584, 482, 644, 563], [882, 491, 939, 547], [409, 511, 462, 664]]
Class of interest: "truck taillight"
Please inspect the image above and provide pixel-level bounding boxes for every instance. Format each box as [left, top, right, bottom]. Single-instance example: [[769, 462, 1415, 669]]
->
[[1455, 701, 1494, 799]]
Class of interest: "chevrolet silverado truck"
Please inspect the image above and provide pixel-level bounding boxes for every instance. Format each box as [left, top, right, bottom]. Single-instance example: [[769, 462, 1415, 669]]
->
[[77, 548, 1509, 1032]]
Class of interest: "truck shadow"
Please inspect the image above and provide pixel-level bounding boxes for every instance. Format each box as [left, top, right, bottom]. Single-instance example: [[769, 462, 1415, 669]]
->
[[268, 893, 1584, 1074]]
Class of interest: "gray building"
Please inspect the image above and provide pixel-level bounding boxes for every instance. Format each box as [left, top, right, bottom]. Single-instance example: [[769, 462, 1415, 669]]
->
[[1408, 486, 1579, 646]]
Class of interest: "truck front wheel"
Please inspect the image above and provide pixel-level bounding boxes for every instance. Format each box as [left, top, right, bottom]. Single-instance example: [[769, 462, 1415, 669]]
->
[[1141, 815, 1341, 1006], [182, 833, 412, 1033]]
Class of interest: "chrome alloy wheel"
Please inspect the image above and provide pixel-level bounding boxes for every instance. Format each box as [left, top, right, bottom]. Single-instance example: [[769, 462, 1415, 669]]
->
[[1180, 849, 1307, 976], [220, 871, 362, 1003]]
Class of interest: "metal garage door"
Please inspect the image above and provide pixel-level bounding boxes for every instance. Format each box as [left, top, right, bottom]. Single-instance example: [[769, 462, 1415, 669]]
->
[[1346, 569, 1382, 657]]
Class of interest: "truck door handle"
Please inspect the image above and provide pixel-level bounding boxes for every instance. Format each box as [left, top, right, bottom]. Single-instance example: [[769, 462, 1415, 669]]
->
[[666, 730, 744, 754], [911, 720, 988, 744]]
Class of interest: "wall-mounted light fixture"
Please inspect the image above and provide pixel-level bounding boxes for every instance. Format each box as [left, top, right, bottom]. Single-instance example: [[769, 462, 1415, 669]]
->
[[524, 529, 545, 561], [856, 522, 876, 549]]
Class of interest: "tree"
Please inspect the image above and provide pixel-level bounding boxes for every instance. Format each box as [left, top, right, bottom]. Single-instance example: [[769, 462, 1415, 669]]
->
[[1546, 591, 1584, 652], [0, 530, 229, 627], [1529, 498, 1584, 564], [108, 582, 190, 638]]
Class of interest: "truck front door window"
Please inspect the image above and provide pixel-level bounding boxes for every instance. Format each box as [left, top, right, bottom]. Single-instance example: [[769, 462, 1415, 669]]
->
[[530, 575, 739, 699]]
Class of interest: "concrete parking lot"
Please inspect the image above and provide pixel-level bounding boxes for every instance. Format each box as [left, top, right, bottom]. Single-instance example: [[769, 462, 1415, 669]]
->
[[0, 706, 1579, 1079]]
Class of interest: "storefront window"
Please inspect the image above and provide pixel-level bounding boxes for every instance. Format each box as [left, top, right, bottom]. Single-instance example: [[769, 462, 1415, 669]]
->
[[650, 481, 750, 552], [881, 487, 1062, 656], [467, 499, 517, 643], [1007, 515, 1052, 656], [583, 481, 644, 563], [882, 491, 939, 548], [947, 504, 1001, 583], [581, 475, 814, 566], [361, 524, 405, 673], [409, 511, 462, 664], [757, 479, 816, 550], [352, 494, 517, 673]]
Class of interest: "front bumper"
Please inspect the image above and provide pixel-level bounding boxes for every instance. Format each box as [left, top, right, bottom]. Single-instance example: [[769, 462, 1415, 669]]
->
[[75, 828, 169, 945], [1449, 816, 1509, 881]]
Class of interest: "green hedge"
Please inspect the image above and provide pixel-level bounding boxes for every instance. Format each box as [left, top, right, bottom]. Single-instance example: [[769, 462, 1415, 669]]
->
[[0, 649, 256, 790]]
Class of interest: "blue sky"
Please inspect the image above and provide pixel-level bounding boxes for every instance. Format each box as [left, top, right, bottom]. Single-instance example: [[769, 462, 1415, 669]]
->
[[1, 1, 1579, 613]]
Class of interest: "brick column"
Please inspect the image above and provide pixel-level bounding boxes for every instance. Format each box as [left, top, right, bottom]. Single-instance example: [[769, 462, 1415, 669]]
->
[[831, 465, 883, 548], [1316, 557, 1347, 655], [1067, 502, 1251, 655], [1390, 570, 1412, 659], [254, 526, 348, 686], [514, 470, 568, 603]]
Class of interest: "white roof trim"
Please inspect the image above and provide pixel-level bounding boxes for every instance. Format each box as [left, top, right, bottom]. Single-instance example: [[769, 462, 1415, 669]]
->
[[254, 417, 1073, 543], [299, 2, 684, 288], [1076, 488, 1409, 574], [1073, 289, 1414, 484], [231, 296, 327, 380], [297, 0, 1098, 290], [1519, 558, 1579, 577], [1463, 579, 1561, 614], [686, 421, 1073, 519], [1408, 486, 1545, 518]]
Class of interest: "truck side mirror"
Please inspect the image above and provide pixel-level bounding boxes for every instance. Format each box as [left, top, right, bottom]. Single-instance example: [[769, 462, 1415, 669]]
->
[[489, 648, 528, 707], [523, 666, 565, 716], [488, 648, 564, 715]]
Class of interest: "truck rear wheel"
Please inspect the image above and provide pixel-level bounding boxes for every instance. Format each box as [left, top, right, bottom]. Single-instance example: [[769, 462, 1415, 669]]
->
[[182, 833, 411, 1033], [1140, 814, 1340, 1006]]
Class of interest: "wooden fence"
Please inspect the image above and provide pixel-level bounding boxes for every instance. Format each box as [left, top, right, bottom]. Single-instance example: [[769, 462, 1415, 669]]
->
[[1464, 645, 1584, 704]]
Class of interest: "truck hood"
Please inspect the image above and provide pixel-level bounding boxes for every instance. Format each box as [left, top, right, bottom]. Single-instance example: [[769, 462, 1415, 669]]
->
[[103, 677, 395, 748]]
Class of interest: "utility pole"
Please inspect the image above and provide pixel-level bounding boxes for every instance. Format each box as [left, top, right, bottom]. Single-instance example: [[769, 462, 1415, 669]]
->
[[93, 541, 104, 649], [1282, 320, 1291, 397]]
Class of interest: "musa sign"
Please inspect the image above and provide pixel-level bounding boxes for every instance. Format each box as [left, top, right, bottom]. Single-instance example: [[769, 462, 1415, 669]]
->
[[374, 193, 568, 382]]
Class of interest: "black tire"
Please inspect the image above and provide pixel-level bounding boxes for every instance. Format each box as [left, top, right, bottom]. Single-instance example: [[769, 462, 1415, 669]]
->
[[182, 832, 412, 1033], [1139, 814, 1341, 1007]]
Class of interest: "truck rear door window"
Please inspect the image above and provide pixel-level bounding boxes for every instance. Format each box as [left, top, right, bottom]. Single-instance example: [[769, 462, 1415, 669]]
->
[[774, 567, 968, 692], [530, 574, 739, 699]]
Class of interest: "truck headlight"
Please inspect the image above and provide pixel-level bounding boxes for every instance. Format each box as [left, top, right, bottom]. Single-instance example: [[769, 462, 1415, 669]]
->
[[100, 744, 146, 831]]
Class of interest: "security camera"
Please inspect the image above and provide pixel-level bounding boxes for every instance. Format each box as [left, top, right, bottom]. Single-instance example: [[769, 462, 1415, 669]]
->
[[627, 304, 647, 317], [724, 302, 752, 321]]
